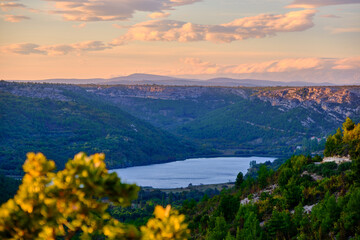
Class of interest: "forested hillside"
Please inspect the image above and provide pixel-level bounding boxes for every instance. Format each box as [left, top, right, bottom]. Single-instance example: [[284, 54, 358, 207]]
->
[[180, 118, 360, 239], [1, 111, 359, 239], [177, 98, 336, 153], [1, 82, 359, 175], [0, 82, 202, 175], [86, 84, 360, 156]]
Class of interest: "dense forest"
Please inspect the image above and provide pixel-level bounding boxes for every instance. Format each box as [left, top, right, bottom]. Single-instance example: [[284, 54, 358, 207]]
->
[[0, 82, 207, 175], [176, 97, 333, 153], [179, 118, 360, 239], [1, 117, 359, 239]]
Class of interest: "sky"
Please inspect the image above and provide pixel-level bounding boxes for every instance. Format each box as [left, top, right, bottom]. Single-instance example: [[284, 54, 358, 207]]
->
[[0, 0, 359, 84]]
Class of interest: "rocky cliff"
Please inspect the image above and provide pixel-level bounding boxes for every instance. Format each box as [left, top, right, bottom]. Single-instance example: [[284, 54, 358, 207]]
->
[[256, 87, 360, 123]]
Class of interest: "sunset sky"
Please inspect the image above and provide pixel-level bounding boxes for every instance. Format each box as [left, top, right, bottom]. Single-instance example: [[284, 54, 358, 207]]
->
[[0, 0, 359, 84]]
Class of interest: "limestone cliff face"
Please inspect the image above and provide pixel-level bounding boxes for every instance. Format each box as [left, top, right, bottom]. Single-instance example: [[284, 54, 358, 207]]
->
[[256, 87, 360, 123], [257, 87, 358, 104], [0, 81, 73, 102], [89, 85, 248, 100]]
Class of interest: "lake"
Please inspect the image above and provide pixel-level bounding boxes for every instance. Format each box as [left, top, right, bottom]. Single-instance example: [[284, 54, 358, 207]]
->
[[110, 156, 276, 188]]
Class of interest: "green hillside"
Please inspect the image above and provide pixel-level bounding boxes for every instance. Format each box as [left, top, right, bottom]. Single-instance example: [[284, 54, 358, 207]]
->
[[0, 83, 202, 175], [87, 85, 358, 157], [85, 86, 248, 130], [177, 98, 339, 155], [180, 118, 360, 239]]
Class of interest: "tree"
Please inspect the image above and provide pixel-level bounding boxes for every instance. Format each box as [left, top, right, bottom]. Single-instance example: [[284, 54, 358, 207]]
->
[[258, 164, 270, 188], [278, 167, 293, 188], [225, 231, 235, 240], [339, 188, 360, 237], [343, 117, 355, 132], [0, 152, 189, 240], [235, 172, 244, 189], [206, 216, 228, 240], [324, 128, 343, 157], [219, 195, 239, 222], [266, 210, 294, 239], [310, 193, 340, 238], [237, 211, 261, 240], [283, 178, 302, 208]]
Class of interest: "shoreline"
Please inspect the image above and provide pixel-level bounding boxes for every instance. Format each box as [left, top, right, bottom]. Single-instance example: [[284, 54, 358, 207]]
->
[[5, 154, 282, 180], [142, 182, 235, 193], [107, 153, 284, 170]]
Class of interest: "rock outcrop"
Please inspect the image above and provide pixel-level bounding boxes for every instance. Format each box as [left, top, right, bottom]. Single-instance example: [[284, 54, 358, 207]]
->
[[256, 87, 360, 123]]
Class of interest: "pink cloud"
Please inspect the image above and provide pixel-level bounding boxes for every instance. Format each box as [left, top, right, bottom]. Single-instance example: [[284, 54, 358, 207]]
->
[[39, 44, 75, 56], [2, 43, 47, 55], [180, 58, 222, 74], [4, 14, 30, 22], [111, 9, 316, 45], [72, 23, 86, 28], [170, 57, 360, 84], [333, 57, 360, 70], [148, 12, 170, 19], [330, 27, 360, 34], [320, 14, 341, 18], [1, 9, 317, 55], [0, 1, 26, 11], [286, 0, 360, 8], [177, 57, 360, 75], [45, 0, 201, 22], [2, 41, 111, 55]]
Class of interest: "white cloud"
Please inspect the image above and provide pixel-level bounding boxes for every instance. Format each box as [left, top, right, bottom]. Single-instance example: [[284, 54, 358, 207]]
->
[[286, 0, 360, 8], [45, 0, 201, 22], [111, 10, 316, 45]]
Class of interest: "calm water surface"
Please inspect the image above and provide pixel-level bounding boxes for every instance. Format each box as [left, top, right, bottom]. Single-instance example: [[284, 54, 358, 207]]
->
[[110, 156, 276, 188]]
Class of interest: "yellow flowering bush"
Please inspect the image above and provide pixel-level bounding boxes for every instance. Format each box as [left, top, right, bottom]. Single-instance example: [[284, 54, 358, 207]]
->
[[141, 205, 190, 240], [0, 152, 189, 240]]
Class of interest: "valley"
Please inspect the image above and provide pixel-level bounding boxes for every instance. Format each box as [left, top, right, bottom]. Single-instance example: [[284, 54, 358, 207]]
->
[[1, 81, 359, 177], [84, 84, 360, 156]]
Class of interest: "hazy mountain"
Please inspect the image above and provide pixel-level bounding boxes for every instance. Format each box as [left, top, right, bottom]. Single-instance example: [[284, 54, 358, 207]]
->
[[207, 78, 334, 87], [109, 73, 182, 82], [12, 73, 336, 87]]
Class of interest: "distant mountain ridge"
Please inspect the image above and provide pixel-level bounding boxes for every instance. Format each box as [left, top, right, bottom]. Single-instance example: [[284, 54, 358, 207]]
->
[[12, 73, 335, 87]]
